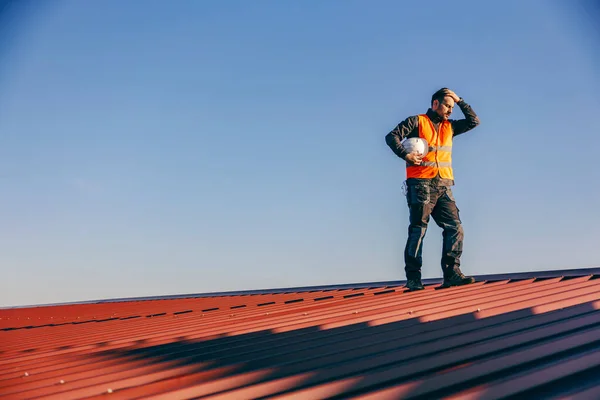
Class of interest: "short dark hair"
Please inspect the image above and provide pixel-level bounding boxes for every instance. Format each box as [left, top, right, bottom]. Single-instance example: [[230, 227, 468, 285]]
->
[[431, 88, 449, 105]]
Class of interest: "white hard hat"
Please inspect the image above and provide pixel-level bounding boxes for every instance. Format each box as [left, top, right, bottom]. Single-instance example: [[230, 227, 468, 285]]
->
[[401, 137, 429, 156]]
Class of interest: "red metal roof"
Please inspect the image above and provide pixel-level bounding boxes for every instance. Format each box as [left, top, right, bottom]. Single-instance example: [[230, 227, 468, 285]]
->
[[2, 267, 600, 399]]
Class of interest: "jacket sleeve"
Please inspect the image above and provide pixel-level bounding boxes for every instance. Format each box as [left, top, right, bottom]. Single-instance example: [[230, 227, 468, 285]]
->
[[451, 99, 480, 137], [385, 115, 419, 160]]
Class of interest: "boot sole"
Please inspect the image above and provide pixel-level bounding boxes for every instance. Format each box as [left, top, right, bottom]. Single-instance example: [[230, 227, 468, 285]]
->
[[439, 278, 476, 289]]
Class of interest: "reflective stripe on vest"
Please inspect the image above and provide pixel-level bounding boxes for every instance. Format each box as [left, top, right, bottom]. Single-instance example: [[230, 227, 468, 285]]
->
[[406, 114, 454, 180], [429, 145, 452, 152]]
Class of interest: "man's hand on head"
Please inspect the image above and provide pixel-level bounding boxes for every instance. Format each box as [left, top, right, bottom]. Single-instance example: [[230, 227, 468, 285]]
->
[[442, 89, 461, 103], [406, 151, 423, 166]]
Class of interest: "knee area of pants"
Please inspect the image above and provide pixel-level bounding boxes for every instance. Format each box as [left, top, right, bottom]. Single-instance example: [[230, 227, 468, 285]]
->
[[409, 226, 428, 234], [447, 219, 463, 230]]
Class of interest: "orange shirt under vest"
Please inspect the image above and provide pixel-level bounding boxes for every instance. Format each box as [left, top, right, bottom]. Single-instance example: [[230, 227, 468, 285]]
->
[[406, 114, 454, 180]]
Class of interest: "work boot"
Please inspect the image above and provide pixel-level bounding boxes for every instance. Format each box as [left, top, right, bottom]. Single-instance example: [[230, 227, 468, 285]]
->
[[441, 268, 475, 288], [406, 279, 424, 291]]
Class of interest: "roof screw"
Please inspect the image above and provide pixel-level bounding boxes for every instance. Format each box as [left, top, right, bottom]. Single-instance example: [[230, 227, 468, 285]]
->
[[477, 308, 481, 312], [23, 372, 29, 377], [303, 313, 308, 316], [107, 388, 113, 394], [59, 379, 65, 384], [265, 312, 270, 315], [353, 311, 359, 314], [408, 310, 413, 314]]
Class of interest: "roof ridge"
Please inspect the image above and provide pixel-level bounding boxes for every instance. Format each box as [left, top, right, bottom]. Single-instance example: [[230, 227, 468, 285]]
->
[[3, 266, 599, 310]]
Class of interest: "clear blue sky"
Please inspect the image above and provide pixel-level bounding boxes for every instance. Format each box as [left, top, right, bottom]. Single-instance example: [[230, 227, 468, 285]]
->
[[1, 0, 599, 307]]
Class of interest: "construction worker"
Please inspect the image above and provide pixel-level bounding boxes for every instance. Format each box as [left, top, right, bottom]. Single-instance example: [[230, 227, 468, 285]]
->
[[385, 88, 480, 291]]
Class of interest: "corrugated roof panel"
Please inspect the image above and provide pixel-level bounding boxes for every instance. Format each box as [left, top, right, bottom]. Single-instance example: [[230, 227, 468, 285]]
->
[[2, 268, 600, 399]]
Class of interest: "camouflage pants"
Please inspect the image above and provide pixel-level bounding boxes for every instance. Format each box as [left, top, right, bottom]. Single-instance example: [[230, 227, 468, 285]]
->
[[404, 183, 464, 280]]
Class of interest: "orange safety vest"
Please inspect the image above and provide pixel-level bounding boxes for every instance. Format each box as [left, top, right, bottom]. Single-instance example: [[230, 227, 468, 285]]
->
[[406, 114, 454, 180]]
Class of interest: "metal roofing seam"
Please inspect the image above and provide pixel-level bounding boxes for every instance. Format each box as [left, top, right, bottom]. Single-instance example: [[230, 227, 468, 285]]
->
[[2, 286, 405, 353], [284, 277, 586, 331], [1, 362, 201, 397], [441, 348, 600, 399], [0, 286, 389, 330], [557, 383, 600, 399], [2, 294, 322, 348], [203, 281, 506, 335], [0, 356, 184, 391], [76, 365, 252, 400], [420, 275, 600, 322]]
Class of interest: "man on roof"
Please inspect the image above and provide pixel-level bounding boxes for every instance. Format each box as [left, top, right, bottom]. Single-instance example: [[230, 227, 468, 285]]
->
[[385, 88, 481, 291]]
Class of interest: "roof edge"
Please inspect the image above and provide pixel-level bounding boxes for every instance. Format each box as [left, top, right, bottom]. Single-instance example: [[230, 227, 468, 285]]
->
[[3, 265, 600, 310]]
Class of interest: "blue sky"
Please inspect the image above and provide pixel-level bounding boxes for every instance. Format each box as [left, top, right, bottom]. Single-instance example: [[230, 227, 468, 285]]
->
[[1, 0, 599, 307]]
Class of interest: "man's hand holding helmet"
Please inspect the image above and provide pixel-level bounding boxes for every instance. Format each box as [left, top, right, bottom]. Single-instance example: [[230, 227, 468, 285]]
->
[[406, 152, 423, 166], [401, 137, 428, 166]]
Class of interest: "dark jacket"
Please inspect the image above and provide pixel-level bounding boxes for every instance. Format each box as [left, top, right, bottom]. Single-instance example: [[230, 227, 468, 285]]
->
[[385, 99, 480, 186]]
